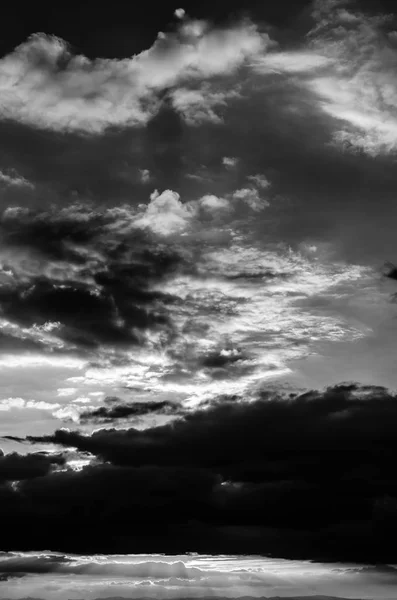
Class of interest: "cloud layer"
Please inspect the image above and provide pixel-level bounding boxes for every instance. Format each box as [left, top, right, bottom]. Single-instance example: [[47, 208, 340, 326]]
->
[[1, 0, 397, 575], [2, 384, 397, 564], [1, 552, 393, 600], [0, 193, 371, 421]]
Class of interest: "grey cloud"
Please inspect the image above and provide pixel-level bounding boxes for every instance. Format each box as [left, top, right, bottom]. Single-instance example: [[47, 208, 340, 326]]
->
[[79, 399, 181, 423]]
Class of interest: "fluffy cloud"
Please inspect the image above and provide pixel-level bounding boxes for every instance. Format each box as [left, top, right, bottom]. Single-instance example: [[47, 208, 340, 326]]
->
[[134, 189, 197, 235], [0, 19, 266, 133]]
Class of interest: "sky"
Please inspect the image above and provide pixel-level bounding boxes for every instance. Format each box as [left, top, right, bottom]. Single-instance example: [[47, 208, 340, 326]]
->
[[1, 0, 397, 598]]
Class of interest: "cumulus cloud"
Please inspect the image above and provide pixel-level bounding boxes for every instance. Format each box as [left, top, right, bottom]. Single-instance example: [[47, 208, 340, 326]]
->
[[134, 189, 197, 235], [0, 19, 266, 133]]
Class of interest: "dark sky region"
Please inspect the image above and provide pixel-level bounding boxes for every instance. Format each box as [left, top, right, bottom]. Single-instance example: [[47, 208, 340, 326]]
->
[[1, 0, 397, 598]]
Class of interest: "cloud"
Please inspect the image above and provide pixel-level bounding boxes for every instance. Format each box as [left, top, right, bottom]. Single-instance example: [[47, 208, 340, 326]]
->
[[0, 450, 65, 482], [79, 399, 181, 423], [246, 173, 271, 189], [0, 19, 266, 133], [134, 189, 197, 235], [199, 194, 231, 211], [3, 383, 397, 562], [139, 168, 151, 183], [175, 8, 186, 20], [0, 552, 389, 600], [0, 397, 61, 412], [231, 187, 269, 211], [0, 190, 371, 412], [253, 51, 332, 74], [306, 0, 397, 155], [0, 169, 33, 189], [222, 156, 239, 169], [0, 201, 185, 355], [170, 85, 238, 125]]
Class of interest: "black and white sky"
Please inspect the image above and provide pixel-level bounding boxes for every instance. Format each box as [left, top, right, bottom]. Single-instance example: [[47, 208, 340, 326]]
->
[[1, 0, 397, 598]]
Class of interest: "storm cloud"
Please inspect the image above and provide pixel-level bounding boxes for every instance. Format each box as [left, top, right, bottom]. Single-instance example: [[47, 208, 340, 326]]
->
[[1, 384, 396, 563]]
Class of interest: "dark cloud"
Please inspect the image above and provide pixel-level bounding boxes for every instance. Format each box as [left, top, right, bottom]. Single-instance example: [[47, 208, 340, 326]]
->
[[0, 451, 65, 482], [79, 399, 181, 423], [201, 347, 245, 369], [0, 204, 184, 352], [383, 261, 397, 282], [0, 384, 396, 562]]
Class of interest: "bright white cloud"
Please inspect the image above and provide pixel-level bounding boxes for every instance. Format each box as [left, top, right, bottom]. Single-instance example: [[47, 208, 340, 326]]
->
[[222, 156, 239, 169], [199, 194, 231, 211], [57, 388, 77, 397], [253, 50, 331, 73], [134, 189, 197, 235], [0, 397, 61, 411], [0, 20, 267, 133], [174, 8, 186, 20], [0, 354, 85, 369]]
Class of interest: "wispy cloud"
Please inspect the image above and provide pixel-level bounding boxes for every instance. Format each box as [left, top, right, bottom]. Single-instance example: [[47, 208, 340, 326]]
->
[[0, 187, 373, 417]]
